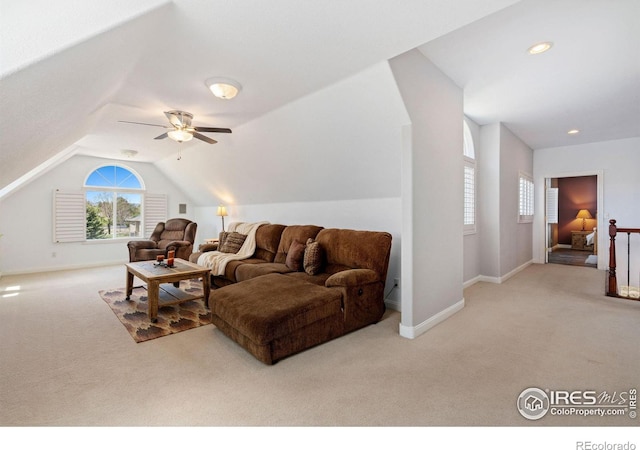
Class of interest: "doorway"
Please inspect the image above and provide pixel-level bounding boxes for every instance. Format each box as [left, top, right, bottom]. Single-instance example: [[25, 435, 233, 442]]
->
[[545, 174, 599, 268]]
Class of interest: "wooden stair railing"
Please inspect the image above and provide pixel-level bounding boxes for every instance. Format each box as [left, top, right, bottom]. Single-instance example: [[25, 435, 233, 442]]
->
[[606, 219, 640, 299]]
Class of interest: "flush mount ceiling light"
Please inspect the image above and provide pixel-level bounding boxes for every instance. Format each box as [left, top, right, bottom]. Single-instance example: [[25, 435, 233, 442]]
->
[[205, 77, 242, 99], [120, 149, 138, 158], [567, 129, 580, 135], [527, 41, 553, 55]]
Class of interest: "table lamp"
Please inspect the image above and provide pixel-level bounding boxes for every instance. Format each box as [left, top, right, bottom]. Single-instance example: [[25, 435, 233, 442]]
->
[[217, 205, 228, 232], [576, 209, 592, 231]]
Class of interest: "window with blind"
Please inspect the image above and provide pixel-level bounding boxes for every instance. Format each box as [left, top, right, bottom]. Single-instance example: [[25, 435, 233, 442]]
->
[[518, 172, 534, 223], [463, 120, 476, 234], [464, 163, 475, 228]]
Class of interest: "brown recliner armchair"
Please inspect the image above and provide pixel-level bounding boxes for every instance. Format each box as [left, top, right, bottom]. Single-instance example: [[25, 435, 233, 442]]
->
[[127, 218, 197, 262]]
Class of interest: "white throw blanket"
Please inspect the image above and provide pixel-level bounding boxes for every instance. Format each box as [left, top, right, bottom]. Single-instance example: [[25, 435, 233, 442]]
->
[[197, 221, 269, 276]]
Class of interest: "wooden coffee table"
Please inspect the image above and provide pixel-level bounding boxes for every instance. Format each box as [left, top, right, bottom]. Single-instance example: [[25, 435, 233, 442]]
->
[[125, 258, 211, 322]]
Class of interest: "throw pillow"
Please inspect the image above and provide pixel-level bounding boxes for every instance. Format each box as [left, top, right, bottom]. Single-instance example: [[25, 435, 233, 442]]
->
[[218, 232, 247, 254], [218, 231, 229, 250], [303, 238, 324, 275], [285, 239, 306, 271]]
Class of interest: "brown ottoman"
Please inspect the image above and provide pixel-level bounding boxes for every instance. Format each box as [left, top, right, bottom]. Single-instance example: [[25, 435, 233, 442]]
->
[[209, 273, 345, 364]]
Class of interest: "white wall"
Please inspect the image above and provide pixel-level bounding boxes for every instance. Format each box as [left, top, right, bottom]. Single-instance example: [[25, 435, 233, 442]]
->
[[478, 123, 502, 279], [476, 123, 534, 282], [155, 62, 408, 207], [0, 155, 195, 274], [533, 137, 640, 287], [499, 125, 533, 276], [390, 49, 464, 337]]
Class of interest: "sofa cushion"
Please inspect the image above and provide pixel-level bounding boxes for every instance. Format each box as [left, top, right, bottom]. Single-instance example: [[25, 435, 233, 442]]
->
[[210, 273, 343, 345], [253, 224, 287, 262], [285, 271, 331, 286], [219, 232, 247, 253], [285, 239, 306, 271], [274, 225, 323, 264], [235, 262, 292, 282], [303, 238, 324, 275]]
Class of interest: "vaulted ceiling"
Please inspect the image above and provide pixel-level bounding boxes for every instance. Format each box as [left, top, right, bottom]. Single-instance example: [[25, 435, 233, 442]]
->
[[1, 0, 638, 201]]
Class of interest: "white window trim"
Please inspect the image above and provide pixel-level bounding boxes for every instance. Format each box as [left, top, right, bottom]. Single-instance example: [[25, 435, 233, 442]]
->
[[84, 165, 146, 241]]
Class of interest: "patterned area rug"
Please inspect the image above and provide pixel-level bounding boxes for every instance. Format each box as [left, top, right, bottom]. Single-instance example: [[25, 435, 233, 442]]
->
[[99, 279, 211, 343]]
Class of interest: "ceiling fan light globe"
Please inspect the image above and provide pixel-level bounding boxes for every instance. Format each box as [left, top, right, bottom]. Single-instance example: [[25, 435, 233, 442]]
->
[[168, 129, 193, 142]]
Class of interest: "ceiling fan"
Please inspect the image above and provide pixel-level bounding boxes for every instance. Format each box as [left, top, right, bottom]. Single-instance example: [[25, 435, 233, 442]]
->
[[119, 110, 232, 144]]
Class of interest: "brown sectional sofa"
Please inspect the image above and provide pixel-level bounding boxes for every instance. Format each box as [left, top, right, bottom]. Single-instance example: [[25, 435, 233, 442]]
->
[[191, 223, 392, 364]]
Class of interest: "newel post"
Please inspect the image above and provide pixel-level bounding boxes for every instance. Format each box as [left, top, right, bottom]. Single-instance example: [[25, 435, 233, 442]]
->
[[606, 219, 618, 297]]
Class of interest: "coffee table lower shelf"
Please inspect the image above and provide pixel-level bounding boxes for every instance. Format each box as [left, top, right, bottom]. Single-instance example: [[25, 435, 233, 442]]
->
[[155, 284, 203, 306], [125, 258, 211, 323]]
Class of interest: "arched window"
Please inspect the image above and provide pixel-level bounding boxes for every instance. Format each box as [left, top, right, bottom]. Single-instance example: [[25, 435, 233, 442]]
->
[[84, 165, 144, 240], [463, 120, 476, 234]]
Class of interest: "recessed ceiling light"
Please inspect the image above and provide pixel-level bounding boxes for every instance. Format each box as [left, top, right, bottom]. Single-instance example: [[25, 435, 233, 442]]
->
[[567, 129, 580, 135], [205, 77, 242, 100], [527, 41, 553, 55]]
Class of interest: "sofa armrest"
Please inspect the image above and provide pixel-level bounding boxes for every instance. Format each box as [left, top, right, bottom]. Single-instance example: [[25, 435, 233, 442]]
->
[[326, 268, 385, 333], [128, 240, 157, 250], [127, 239, 158, 262], [166, 240, 194, 260], [325, 269, 380, 288]]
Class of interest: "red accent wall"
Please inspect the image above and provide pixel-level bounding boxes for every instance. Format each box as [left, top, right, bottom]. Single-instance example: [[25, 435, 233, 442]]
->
[[557, 176, 597, 244]]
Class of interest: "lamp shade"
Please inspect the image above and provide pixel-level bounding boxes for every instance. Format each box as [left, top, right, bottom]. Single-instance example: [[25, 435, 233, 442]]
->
[[216, 206, 228, 217], [576, 209, 593, 220]]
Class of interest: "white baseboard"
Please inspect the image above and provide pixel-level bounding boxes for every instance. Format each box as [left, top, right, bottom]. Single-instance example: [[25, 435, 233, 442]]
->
[[463, 275, 482, 289], [399, 298, 465, 339], [384, 297, 401, 311], [463, 260, 534, 287], [2, 260, 125, 276]]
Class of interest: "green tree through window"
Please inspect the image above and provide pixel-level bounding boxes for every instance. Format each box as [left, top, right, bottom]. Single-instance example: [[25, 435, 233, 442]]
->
[[84, 165, 144, 240]]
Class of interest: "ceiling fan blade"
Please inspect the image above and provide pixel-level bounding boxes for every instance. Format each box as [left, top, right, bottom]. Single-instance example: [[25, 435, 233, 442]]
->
[[118, 120, 169, 128], [192, 132, 217, 144], [193, 126, 232, 133], [154, 132, 169, 140]]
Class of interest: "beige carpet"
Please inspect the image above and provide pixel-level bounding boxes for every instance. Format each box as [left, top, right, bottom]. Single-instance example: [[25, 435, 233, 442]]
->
[[0, 263, 639, 430]]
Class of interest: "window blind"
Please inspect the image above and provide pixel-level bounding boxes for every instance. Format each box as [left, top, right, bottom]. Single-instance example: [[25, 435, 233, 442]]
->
[[53, 190, 86, 243], [144, 193, 167, 237], [546, 187, 559, 224], [464, 165, 475, 226], [518, 173, 534, 223]]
